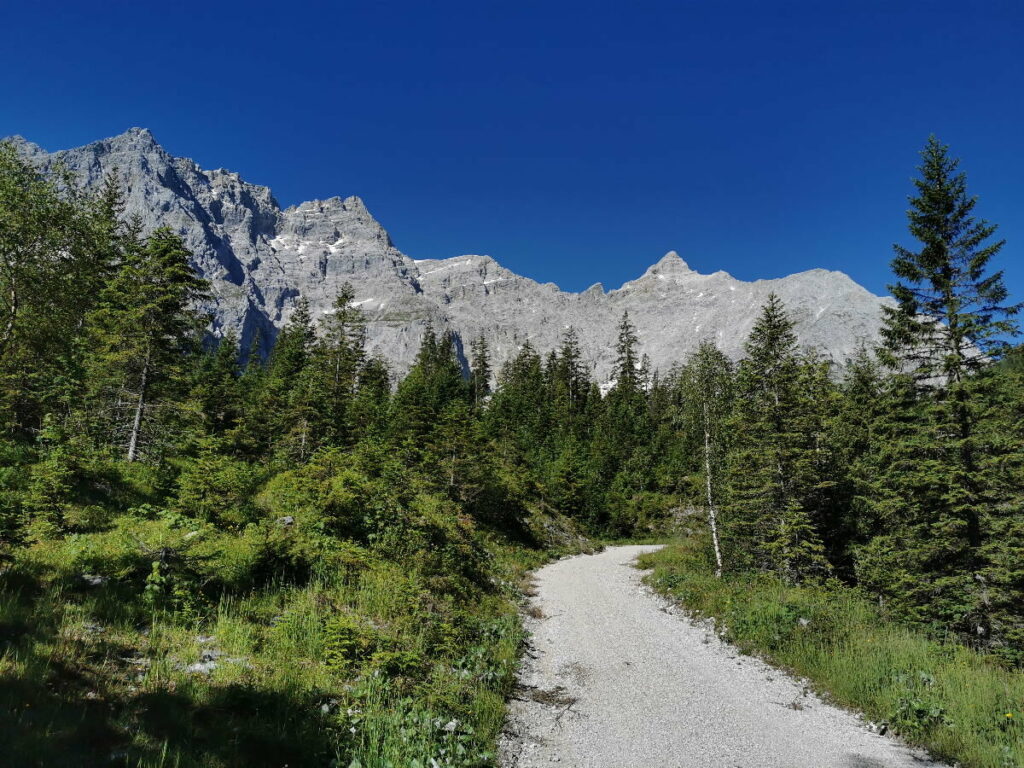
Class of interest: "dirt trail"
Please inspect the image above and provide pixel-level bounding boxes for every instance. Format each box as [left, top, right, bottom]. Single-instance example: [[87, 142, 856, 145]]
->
[[500, 545, 943, 768]]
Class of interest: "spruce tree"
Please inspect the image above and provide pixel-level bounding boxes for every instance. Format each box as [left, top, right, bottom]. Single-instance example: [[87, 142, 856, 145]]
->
[[485, 341, 549, 465], [316, 284, 367, 443], [881, 136, 1020, 379], [468, 333, 492, 410], [238, 299, 316, 459], [389, 324, 468, 445], [81, 228, 208, 462], [548, 327, 590, 438], [349, 356, 391, 440], [860, 137, 1021, 643], [192, 331, 242, 436], [727, 295, 830, 582]]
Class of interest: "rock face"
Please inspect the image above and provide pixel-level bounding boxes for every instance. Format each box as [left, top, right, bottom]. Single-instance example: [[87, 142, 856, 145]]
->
[[7, 128, 890, 381]]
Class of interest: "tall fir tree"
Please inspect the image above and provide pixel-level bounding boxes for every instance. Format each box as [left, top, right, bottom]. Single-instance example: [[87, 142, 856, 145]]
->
[[859, 137, 1021, 644], [80, 227, 208, 462], [312, 284, 367, 446], [468, 333, 492, 410], [727, 295, 830, 582]]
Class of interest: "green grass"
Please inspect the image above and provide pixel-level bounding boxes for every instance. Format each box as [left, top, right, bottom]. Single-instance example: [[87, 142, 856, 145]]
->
[[0, 511, 575, 768], [1, 561, 525, 767], [639, 538, 1024, 768]]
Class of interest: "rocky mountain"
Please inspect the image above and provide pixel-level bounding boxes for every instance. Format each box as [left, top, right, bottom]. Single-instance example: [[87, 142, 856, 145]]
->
[[7, 128, 889, 381]]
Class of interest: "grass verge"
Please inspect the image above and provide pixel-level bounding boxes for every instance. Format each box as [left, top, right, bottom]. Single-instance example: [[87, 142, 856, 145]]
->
[[639, 538, 1024, 768], [0, 497, 586, 768]]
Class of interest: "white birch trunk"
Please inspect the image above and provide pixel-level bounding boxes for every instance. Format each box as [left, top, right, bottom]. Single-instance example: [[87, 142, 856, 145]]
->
[[126, 346, 151, 463], [703, 398, 724, 578]]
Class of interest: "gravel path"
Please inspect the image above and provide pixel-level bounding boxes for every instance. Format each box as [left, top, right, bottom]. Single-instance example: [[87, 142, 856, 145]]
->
[[499, 545, 944, 768]]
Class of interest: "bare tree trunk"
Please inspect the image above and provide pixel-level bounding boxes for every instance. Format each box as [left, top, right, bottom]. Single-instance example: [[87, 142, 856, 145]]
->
[[126, 346, 151, 463], [703, 399, 724, 578], [0, 279, 17, 362]]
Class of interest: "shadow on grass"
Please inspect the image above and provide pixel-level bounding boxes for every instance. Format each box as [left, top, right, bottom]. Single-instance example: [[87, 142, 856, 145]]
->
[[0, 669, 336, 767], [0, 612, 335, 768]]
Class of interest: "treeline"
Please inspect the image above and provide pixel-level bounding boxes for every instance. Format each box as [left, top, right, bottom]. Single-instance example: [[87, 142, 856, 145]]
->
[[1, 130, 1022, 686]]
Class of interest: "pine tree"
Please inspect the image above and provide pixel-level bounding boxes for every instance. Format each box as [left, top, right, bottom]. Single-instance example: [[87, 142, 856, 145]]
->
[[860, 137, 1022, 642], [81, 228, 208, 462], [547, 327, 590, 437], [315, 284, 367, 444], [727, 295, 830, 582], [468, 333, 492, 409]]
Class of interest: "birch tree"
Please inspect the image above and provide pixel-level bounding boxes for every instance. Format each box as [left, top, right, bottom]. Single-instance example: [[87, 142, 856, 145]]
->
[[681, 340, 733, 576]]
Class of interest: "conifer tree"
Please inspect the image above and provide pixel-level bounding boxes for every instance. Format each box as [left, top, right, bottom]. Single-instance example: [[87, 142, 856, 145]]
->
[[81, 228, 208, 462], [547, 327, 590, 437], [349, 356, 391, 440], [595, 313, 648, 481], [315, 284, 367, 444], [389, 325, 467, 444], [0, 147, 121, 432], [468, 333, 492, 409], [881, 136, 1020, 379], [860, 137, 1021, 642], [192, 331, 242, 436], [239, 299, 316, 459], [485, 341, 549, 464], [727, 295, 830, 581]]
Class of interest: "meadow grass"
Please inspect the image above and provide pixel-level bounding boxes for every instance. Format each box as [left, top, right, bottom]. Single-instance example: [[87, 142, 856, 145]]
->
[[0, 534, 542, 768], [639, 538, 1024, 768]]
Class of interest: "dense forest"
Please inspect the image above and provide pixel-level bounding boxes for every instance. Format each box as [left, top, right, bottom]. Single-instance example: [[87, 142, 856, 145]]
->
[[0, 135, 1021, 767]]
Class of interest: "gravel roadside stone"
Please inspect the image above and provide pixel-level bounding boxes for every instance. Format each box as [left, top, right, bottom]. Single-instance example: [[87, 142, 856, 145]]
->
[[499, 545, 946, 768]]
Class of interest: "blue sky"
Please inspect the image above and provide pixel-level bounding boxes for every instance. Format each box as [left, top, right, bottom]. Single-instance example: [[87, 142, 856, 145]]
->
[[3, 1, 1022, 305]]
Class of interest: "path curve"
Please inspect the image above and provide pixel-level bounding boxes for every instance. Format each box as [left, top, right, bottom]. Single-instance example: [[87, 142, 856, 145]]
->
[[500, 545, 943, 768]]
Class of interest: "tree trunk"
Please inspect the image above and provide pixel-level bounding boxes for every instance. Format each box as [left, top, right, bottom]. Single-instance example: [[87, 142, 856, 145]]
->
[[0, 279, 17, 362], [126, 346, 151, 463], [703, 399, 724, 578]]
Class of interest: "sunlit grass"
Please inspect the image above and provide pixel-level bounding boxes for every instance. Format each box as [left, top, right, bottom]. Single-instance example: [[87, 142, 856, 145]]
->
[[0, 533, 537, 767]]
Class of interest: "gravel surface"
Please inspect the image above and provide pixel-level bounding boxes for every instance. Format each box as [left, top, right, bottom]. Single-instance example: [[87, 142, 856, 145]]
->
[[499, 545, 945, 768]]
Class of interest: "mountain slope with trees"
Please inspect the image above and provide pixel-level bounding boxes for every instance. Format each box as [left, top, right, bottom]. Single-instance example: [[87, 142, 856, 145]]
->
[[7, 128, 890, 381]]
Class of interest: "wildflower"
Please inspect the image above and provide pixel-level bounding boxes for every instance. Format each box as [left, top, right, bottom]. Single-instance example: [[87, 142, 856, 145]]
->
[[1006, 713, 1014, 719]]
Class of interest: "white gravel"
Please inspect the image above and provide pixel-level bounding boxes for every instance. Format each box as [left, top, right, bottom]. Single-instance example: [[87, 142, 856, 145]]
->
[[500, 545, 945, 768]]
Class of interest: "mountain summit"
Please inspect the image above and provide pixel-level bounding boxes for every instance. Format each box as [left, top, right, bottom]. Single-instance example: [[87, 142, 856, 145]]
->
[[14, 129, 889, 379]]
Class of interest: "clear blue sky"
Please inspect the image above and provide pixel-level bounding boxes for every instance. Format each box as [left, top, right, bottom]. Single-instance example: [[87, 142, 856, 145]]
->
[[3, 0, 1022, 304]]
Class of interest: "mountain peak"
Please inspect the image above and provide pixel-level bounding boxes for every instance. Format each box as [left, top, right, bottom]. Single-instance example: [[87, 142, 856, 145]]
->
[[14, 128, 889, 379], [2, 135, 47, 159], [641, 250, 695, 279], [106, 127, 161, 151]]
